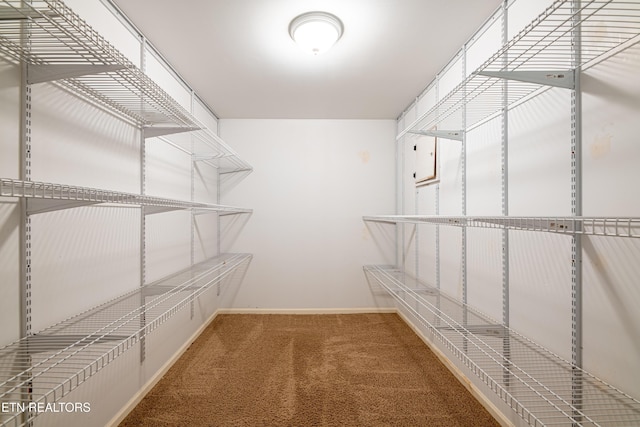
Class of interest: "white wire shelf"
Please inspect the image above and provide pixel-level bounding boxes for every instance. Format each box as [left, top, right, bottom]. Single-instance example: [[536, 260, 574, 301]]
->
[[364, 265, 640, 426], [363, 215, 640, 239], [0, 253, 252, 427], [0, 178, 253, 216], [401, 0, 640, 138]]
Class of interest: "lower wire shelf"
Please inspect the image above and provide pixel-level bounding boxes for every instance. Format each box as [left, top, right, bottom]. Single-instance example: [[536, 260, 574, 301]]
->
[[0, 253, 252, 427], [364, 265, 640, 427]]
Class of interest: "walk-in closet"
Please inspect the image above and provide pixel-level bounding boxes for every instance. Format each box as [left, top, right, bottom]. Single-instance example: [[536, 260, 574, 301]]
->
[[1, 0, 639, 426]]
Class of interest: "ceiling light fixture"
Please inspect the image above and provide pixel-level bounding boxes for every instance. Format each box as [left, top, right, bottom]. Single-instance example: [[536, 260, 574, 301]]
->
[[289, 11, 343, 55]]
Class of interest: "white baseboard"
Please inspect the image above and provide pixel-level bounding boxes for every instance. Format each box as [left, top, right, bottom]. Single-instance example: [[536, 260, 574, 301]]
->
[[395, 310, 513, 427], [216, 307, 397, 315], [105, 309, 221, 427]]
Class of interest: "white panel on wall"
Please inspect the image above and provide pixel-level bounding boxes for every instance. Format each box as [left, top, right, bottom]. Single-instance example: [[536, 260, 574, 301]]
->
[[508, 88, 571, 216], [403, 137, 417, 215], [63, 0, 141, 67], [30, 207, 140, 332], [509, 231, 572, 360], [580, 43, 640, 399], [438, 56, 464, 99], [403, 222, 417, 276], [437, 140, 463, 216], [29, 84, 140, 193], [0, 202, 19, 347], [194, 160, 219, 205], [416, 187, 437, 287], [507, 0, 555, 40], [396, 115, 406, 137], [439, 227, 463, 299], [416, 85, 437, 121], [0, 61, 19, 178], [146, 138, 192, 200], [401, 104, 417, 136], [583, 236, 640, 398], [582, 44, 640, 217], [467, 228, 503, 321], [466, 12, 503, 75], [194, 212, 219, 263], [145, 211, 192, 284], [467, 117, 502, 216], [145, 140, 192, 282], [219, 119, 395, 310], [144, 50, 192, 111], [417, 181, 437, 215], [402, 137, 417, 274], [438, 55, 465, 132]]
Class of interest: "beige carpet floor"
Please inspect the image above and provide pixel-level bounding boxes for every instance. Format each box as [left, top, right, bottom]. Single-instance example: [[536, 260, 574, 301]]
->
[[120, 313, 499, 426]]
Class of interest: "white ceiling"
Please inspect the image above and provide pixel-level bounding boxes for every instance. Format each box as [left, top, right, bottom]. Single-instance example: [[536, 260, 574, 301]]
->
[[111, 0, 502, 119]]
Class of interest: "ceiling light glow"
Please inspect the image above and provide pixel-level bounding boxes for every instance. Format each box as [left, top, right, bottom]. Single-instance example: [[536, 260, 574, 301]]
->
[[289, 12, 343, 55]]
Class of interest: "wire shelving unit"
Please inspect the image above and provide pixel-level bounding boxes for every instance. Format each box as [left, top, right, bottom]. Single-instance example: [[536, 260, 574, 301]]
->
[[364, 265, 640, 426], [0, 178, 253, 216], [399, 0, 640, 138], [0, 253, 252, 427]]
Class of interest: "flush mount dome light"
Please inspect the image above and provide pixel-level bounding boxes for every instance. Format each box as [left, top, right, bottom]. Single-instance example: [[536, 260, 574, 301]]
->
[[289, 11, 343, 55]]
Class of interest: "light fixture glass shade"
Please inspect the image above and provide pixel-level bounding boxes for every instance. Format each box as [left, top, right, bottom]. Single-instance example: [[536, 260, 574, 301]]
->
[[289, 12, 343, 55]]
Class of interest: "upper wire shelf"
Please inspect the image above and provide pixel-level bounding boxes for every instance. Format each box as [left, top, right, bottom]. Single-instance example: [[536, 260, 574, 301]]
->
[[0, 178, 253, 215], [364, 265, 640, 426], [0, 253, 252, 427], [363, 215, 640, 239], [400, 0, 640, 138]]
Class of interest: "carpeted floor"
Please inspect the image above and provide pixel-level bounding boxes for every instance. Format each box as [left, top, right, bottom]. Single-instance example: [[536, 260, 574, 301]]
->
[[120, 313, 499, 426]]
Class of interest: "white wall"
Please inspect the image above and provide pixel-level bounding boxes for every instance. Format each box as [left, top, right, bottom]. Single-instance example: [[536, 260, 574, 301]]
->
[[219, 119, 396, 310]]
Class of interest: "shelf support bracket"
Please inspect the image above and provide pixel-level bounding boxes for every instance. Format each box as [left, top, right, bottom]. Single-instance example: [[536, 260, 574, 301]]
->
[[475, 70, 575, 89], [408, 129, 464, 141], [143, 126, 200, 139], [27, 64, 126, 84]]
